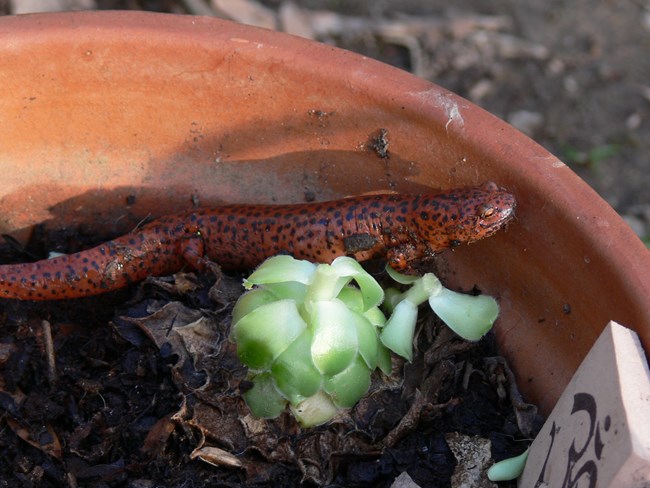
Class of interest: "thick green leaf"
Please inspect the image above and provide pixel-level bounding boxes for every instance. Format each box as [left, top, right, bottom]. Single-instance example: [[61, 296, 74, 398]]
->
[[323, 356, 372, 408], [363, 305, 387, 328], [305, 264, 351, 302], [429, 289, 498, 341], [380, 299, 418, 361], [309, 300, 359, 376], [230, 288, 278, 331], [385, 264, 420, 285], [384, 273, 443, 311], [233, 299, 307, 370], [271, 329, 322, 404], [353, 313, 379, 370], [262, 281, 309, 302], [487, 448, 529, 482], [331, 256, 384, 310], [336, 286, 364, 313], [290, 390, 340, 427], [376, 342, 393, 375], [243, 373, 287, 419], [244, 255, 316, 288]]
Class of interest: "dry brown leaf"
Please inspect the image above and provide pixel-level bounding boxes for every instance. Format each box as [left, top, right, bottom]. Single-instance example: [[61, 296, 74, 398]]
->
[[190, 445, 244, 468], [6, 418, 62, 460], [142, 413, 177, 458]]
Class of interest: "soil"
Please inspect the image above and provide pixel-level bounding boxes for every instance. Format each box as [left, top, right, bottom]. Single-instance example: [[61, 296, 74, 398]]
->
[[0, 228, 539, 487], [0, 1, 648, 487]]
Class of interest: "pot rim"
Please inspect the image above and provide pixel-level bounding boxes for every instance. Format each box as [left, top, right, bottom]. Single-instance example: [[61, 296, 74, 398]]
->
[[1, 10, 649, 414]]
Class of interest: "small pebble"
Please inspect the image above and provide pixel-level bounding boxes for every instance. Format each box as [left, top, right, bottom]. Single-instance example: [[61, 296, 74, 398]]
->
[[468, 79, 494, 101], [390, 471, 421, 488], [507, 110, 544, 137], [622, 214, 647, 239], [563, 76, 579, 95], [625, 112, 642, 131]]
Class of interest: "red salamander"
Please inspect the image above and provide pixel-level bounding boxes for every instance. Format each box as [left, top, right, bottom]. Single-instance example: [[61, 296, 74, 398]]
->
[[0, 182, 515, 300]]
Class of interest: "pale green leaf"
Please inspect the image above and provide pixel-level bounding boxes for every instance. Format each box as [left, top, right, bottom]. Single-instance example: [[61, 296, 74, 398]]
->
[[380, 299, 418, 361], [363, 305, 387, 328], [231, 288, 278, 330], [304, 264, 351, 302], [385, 264, 420, 284], [290, 390, 340, 427], [353, 313, 379, 370], [383, 273, 443, 311], [244, 255, 316, 288], [428, 289, 498, 341], [260, 281, 308, 302], [331, 256, 384, 310], [323, 356, 372, 408], [310, 299, 359, 375], [243, 373, 287, 419], [271, 329, 322, 404], [487, 448, 529, 482], [376, 342, 393, 375], [336, 286, 364, 313], [233, 299, 307, 370]]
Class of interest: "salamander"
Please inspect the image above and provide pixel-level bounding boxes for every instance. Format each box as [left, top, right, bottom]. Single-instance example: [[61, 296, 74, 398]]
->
[[0, 182, 515, 300]]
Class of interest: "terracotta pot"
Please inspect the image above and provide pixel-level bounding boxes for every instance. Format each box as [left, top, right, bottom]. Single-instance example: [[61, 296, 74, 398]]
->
[[0, 11, 648, 415]]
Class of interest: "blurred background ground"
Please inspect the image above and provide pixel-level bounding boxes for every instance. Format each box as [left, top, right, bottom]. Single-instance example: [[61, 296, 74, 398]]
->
[[3, 0, 650, 243]]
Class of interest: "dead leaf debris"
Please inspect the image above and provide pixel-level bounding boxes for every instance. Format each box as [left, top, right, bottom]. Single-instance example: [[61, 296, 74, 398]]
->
[[0, 263, 538, 487]]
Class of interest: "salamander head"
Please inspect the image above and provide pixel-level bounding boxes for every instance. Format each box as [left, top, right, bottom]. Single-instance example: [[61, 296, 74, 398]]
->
[[416, 182, 516, 248]]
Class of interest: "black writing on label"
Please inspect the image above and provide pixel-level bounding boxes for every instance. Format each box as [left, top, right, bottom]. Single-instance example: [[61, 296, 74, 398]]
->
[[536, 392, 611, 488]]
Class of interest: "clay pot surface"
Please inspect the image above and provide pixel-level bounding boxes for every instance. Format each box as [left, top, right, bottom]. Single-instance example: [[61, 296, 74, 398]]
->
[[1, 11, 648, 414]]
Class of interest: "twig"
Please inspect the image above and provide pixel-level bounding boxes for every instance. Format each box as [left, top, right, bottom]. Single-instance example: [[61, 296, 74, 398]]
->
[[41, 320, 57, 386]]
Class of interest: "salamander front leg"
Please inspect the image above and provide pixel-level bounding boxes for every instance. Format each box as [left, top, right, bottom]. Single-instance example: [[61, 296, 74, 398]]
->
[[386, 241, 433, 273]]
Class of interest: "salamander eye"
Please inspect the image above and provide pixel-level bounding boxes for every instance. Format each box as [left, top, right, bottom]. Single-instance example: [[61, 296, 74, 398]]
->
[[480, 206, 495, 219]]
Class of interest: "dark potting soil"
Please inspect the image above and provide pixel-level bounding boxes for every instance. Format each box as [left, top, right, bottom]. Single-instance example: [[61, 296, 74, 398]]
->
[[0, 229, 540, 487]]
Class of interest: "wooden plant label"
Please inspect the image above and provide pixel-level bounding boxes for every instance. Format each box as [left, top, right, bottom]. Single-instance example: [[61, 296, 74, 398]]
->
[[519, 321, 650, 487]]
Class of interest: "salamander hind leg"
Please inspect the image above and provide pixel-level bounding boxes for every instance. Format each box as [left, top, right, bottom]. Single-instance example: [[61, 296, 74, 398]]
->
[[177, 227, 223, 278], [178, 228, 208, 270]]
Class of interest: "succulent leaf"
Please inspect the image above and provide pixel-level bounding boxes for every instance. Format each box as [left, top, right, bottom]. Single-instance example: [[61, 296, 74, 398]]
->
[[379, 299, 418, 361], [233, 299, 307, 370], [243, 372, 287, 419], [322, 356, 372, 408], [331, 256, 384, 310], [271, 329, 322, 404], [244, 255, 317, 288], [353, 312, 379, 370], [336, 286, 364, 313], [428, 288, 499, 341], [309, 299, 359, 375], [290, 390, 340, 427], [231, 288, 278, 329], [232, 254, 500, 427]]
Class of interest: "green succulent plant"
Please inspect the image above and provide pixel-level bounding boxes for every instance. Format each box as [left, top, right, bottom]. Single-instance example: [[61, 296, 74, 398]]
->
[[230, 255, 500, 426], [487, 448, 529, 481]]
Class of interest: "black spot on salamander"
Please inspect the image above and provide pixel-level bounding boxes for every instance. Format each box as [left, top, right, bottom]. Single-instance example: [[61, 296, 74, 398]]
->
[[343, 233, 381, 253]]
